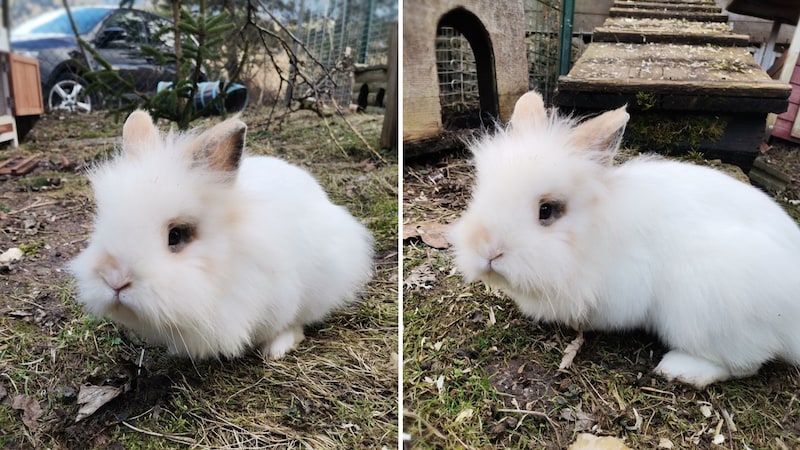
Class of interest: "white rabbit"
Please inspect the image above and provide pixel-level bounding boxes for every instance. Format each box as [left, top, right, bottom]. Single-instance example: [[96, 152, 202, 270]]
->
[[70, 110, 374, 361], [449, 90, 800, 388]]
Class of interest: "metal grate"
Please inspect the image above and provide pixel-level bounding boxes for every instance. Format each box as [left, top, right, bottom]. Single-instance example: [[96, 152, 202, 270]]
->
[[525, 0, 563, 104], [435, 26, 480, 117], [432, 1, 574, 123], [299, 0, 396, 107]]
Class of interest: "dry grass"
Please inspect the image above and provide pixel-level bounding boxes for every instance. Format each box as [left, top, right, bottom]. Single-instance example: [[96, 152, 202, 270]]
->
[[0, 108, 398, 449], [403, 149, 800, 449]]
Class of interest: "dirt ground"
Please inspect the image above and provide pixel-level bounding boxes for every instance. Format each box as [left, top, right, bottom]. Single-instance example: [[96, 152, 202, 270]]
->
[[0, 107, 398, 448], [402, 135, 800, 448]]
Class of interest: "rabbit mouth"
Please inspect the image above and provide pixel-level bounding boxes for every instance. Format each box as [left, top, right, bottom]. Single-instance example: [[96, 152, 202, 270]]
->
[[108, 297, 138, 322], [481, 269, 510, 289]]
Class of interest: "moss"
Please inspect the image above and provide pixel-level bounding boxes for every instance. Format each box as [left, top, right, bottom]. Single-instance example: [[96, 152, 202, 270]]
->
[[626, 111, 727, 155], [635, 91, 657, 111]]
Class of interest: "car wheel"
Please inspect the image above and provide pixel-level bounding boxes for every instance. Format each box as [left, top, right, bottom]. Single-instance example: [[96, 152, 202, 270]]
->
[[47, 75, 93, 113]]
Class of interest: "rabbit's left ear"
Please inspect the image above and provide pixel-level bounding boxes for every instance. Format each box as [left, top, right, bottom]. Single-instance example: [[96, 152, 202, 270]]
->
[[568, 106, 629, 166], [122, 110, 159, 154], [188, 118, 246, 172], [509, 91, 548, 132]]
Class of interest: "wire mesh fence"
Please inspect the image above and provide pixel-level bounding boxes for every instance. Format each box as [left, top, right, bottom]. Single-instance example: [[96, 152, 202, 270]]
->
[[524, 0, 562, 104], [433, 0, 570, 117], [435, 26, 479, 117], [293, 0, 397, 109]]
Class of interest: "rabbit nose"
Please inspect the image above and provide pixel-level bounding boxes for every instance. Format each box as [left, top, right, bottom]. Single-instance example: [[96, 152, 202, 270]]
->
[[112, 281, 132, 293], [100, 269, 132, 294]]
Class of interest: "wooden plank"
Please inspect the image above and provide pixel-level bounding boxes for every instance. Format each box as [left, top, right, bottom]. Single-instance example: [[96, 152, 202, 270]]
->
[[560, 43, 791, 98], [380, 23, 397, 150], [609, 7, 729, 22], [8, 53, 44, 116], [772, 118, 800, 143], [613, 1, 721, 12], [558, 77, 791, 100], [593, 28, 749, 46], [555, 89, 789, 113], [594, 17, 749, 46], [0, 155, 39, 175]]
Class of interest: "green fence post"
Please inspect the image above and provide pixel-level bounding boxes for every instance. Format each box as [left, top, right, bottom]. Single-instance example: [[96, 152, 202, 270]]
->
[[558, 0, 575, 76]]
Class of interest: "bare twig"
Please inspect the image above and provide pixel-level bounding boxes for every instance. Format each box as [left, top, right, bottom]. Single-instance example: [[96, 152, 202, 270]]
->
[[121, 421, 196, 445], [322, 115, 349, 158]]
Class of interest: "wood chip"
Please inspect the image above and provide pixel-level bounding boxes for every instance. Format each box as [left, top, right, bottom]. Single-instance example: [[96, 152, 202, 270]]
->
[[0, 156, 40, 175]]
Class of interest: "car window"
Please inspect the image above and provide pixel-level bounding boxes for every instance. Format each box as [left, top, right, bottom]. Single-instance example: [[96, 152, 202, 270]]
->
[[98, 10, 149, 49], [145, 14, 175, 50], [12, 7, 111, 37]]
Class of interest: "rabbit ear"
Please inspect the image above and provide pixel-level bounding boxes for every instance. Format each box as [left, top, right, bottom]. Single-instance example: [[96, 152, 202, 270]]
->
[[122, 110, 159, 154], [569, 106, 629, 165], [188, 118, 246, 172], [509, 91, 548, 132]]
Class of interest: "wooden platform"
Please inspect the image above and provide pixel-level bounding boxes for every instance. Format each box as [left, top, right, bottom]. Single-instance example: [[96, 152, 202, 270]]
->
[[609, 6, 729, 22], [556, 0, 792, 169], [593, 18, 750, 46]]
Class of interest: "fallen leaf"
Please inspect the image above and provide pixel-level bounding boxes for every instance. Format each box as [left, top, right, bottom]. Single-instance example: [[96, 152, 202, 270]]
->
[[559, 331, 585, 370], [698, 402, 713, 418], [657, 438, 674, 449], [12, 394, 43, 430], [75, 384, 122, 422], [568, 433, 631, 450], [560, 407, 596, 432], [455, 408, 474, 423], [0, 248, 23, 264], [435, 375, 444, 395], [403, 221, 450, 249], [404, 263, 437, 290]]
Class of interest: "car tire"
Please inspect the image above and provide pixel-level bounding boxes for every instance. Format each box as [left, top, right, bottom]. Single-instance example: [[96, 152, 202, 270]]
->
[[47, 74, 93, 114]]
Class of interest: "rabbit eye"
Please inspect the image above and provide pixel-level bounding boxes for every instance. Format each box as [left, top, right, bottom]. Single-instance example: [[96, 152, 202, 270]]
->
[[167, 223, 196, 252], [539, 200, 565, 226]]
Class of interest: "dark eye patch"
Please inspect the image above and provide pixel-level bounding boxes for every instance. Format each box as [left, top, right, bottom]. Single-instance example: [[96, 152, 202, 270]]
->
[[167, 223, 196, 252], [538, 199, 565, 226]]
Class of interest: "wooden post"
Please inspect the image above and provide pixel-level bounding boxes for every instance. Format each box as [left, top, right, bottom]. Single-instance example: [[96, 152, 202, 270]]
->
[[380, 22, 397, 151]]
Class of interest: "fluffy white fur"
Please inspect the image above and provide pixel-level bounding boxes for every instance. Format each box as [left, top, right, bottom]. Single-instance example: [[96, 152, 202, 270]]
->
[[450, 91, 800, 388], [70, 111, 374, 361]]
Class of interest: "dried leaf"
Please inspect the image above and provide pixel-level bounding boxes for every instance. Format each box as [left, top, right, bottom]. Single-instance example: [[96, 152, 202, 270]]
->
[[435, 375, 445, 396], [698, 402, 713, 418], [568, 433, 631, 450], [12, 394, 43, 430], [75, 384, 122, 422], [404, 263, 437, 290], [657, 438, 674, 449], [559, 332, 585, 370], [403, 221, 450, 249], [0, 248, 23, 264], [455, 408, 474, 423]]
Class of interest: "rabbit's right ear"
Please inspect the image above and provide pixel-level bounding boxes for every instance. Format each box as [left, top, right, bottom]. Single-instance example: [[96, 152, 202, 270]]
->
[[568, 106, 629, 166], [122, 110, 159, 154], [187, 118, 246, 173], [509, 91, 548, 132]]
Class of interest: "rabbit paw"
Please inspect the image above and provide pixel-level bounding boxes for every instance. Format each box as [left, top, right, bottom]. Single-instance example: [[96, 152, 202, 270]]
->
[[262, 325, 305, 360], [654, 351, 735, 389]]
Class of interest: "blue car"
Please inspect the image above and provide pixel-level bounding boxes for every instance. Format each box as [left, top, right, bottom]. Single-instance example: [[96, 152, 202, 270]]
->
[[11, 6, 174, 113]]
